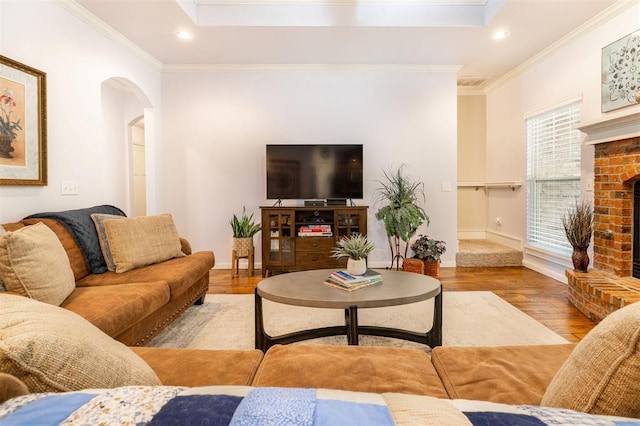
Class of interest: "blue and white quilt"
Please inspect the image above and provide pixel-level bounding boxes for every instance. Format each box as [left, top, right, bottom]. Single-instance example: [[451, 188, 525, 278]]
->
[[1, 385, 639, 425]]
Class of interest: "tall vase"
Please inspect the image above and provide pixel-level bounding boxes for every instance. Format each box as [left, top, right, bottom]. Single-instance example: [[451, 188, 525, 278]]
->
[[347, 258, 367, 275], [571, 246, 589, 272], [0, 134, 14, 159]]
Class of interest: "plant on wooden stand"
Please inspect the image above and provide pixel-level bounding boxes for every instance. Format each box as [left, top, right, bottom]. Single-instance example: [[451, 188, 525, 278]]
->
[[331, 233, 375, 275], [230, 206, 261, 257], [374, 165, 429, 270], [562, 199, 593, 272], [409, 235, 446, 278]]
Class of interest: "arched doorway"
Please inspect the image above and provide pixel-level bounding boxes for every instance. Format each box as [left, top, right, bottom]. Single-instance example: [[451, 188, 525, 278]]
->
[[101, 77, 154, 216]]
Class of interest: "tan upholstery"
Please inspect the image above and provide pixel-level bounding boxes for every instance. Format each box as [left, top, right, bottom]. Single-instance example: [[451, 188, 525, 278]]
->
[[132, 347, 264, 387], [0, 222, 75, 305], [62, 282, 170, 337], [0, 373, 29, 404], [77, 252, 214, 300], [1, 213, 214, 347], [252, 344, 449, 397], [431, 344, 576, 405], [0, 294, 161, 393], [542, 302, 640, 417]]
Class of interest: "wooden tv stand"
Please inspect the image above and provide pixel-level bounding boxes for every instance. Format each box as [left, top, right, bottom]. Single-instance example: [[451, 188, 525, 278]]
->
[[260, 205, 368, 277]]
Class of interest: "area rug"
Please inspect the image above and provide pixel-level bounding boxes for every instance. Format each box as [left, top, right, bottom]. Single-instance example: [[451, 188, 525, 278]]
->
[[147, 291, 568, 351]]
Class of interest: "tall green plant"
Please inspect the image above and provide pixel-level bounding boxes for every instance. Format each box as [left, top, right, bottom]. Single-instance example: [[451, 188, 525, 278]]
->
[[230, 207, 261, 238], [374, 165, 429, 269]]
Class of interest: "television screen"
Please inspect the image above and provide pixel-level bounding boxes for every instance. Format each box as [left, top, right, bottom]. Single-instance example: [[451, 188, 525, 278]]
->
[[266, 144, 363, 200]]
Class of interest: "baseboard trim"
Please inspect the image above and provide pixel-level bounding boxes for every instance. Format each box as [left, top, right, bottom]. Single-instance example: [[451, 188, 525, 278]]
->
[[486, 231, 522, 251], [457, 230, 487, 240]]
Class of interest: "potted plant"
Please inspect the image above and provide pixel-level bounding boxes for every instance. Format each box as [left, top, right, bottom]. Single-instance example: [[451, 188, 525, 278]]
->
[[410, 235, 446, 278], [331, 233, 375, 275], [374, 165, 429, 270], [562, 199, 593, 272], [230, 206, 261, 257]]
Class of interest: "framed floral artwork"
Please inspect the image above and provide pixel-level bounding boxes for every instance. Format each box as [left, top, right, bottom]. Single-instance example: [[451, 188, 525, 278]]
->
[[0, 55, 47, 185], [601, 29, 640, 113]]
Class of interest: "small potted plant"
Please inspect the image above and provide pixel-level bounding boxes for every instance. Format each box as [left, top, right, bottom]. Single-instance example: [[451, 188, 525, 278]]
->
[[410, 235, 446, 278], [230, 207, 261, 257], [331, 233, 375, 275], [562, 200, 593, 272]]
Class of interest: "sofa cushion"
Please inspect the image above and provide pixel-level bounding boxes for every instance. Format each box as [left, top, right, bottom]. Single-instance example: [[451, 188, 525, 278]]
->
[[0, 223, 75, 306], [91, 213, 124, 272], [77, 251, 215, 300], [103, 214, 184, 273], [61, 282, 170, 337], [131, 347, 264, 387], [0, 294, 161, 393], [252, 344, 449, 397], [541, 301, 640, 417], [431, 344, 576, 405]]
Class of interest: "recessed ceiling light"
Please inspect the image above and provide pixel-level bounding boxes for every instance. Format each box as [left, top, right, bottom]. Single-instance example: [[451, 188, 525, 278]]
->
[[492, 30, 509, 40], [176, 30, 193, 40]]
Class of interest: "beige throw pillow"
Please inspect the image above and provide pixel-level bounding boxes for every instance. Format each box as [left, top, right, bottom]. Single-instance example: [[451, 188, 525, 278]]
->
[[0, 222, 75, 305], [541, 301, 640, 417], [91, 213, 125, 272], [104, 214, 184, 273], [0, 225, 5, 292], [0, 294, 161, 392]]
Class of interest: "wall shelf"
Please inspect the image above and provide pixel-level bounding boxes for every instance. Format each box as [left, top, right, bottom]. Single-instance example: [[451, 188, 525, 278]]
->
[[457, 181, 523, 191]]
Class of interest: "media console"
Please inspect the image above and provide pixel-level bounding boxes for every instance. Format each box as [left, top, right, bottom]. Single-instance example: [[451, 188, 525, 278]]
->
[[260, 205, 368, 277]]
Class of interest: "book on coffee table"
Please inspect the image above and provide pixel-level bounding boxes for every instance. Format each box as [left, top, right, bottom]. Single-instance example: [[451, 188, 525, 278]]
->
[[323, 277, 382, 291], [324, 269, 383, 290]]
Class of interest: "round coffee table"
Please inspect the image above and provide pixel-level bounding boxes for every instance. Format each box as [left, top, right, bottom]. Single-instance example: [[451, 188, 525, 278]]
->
[[254, 268, 442, 351]]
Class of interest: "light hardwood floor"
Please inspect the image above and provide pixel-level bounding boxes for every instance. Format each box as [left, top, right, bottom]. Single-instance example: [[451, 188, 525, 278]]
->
[[208, 266, 596, 343]]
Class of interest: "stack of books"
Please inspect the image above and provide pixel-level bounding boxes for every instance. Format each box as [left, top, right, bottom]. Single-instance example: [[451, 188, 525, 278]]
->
[[298, 224, 332, 237], [324, 269, 382, 291]]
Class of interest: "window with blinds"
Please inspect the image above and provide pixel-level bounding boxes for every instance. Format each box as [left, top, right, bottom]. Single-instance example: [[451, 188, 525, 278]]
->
[[526, 100, 582, 253]]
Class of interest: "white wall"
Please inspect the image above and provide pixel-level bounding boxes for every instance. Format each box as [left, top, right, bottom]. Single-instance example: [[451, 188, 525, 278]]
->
[[485, 4, 640, 281], [0, 1, 161, 223], [162, 70, 458, 267], [457, 95, 487, 238]]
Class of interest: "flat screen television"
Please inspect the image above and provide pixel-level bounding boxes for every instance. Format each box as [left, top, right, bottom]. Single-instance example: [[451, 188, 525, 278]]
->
[[266, 144, 363, 200]]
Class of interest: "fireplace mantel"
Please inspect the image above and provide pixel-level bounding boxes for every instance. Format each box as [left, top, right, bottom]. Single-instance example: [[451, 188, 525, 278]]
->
[[575, 109, 640, 145]]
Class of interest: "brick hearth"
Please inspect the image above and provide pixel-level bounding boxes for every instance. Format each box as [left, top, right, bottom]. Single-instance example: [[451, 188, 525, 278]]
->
[[567, 269, 640, 322], [571, 111, 640, 321]]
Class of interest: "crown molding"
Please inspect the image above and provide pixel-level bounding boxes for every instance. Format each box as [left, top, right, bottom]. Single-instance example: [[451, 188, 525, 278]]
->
[[54, 0, 162, 71], [162, 63, 462, 73], [485, 0, 640, 93]]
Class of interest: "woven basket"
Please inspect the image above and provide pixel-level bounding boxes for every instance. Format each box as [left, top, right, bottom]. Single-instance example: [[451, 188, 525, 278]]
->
[[233, 237, 253, 257]]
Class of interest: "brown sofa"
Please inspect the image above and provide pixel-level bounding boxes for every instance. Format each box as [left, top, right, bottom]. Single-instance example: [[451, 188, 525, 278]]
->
[[1, 216, 215, 346], [127, 342, 576, 406]]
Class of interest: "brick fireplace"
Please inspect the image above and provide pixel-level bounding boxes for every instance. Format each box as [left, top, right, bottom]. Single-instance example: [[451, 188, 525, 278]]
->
[[566, 110, 640, 322]]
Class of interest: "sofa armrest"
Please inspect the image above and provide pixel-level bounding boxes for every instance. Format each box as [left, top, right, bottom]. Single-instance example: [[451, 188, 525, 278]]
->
[[180, 237, 192, 255], [0, 373, 29, 403]]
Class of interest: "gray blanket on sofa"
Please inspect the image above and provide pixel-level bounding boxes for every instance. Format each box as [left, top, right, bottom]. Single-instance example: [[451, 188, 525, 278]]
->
[[24, 205, 126, 274]]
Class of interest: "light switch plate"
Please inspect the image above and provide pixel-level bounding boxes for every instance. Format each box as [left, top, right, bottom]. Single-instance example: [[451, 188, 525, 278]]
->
[[61, 180, 79, 195]]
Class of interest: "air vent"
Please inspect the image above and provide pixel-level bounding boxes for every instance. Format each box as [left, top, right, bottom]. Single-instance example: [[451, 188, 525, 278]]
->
[[457, 76, 491, 88]]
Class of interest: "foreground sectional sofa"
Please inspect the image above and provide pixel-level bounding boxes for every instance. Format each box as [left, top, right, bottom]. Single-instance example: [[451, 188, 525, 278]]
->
[[0, 292, 639, 424]]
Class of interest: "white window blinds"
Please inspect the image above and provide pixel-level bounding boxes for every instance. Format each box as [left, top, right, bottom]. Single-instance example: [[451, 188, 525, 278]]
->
[[526, 100, 582, 253]]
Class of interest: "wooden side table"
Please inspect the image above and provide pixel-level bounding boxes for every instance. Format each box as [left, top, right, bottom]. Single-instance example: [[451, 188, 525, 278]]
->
[[232, 246, 255, 277]]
